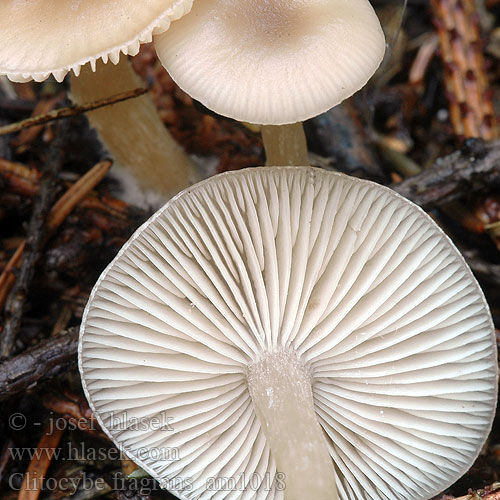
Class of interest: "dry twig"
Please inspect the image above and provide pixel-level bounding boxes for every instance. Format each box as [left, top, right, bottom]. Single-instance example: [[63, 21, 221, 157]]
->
[[435, 482, 500, 499], [11, 95, 63, 148], [0, 158, 41, 196], [17, 419, 65, 500], [47, 160, 111, 229], [431, 0, 498, 139], [0, 327, 78, 401], [0, 130, 65, 359], [0, 160, 112, 316], [42, 391, 106, 440], [0, 439, 14, 483], [392, 139, 500, 209], [0, 87, 148, 137]]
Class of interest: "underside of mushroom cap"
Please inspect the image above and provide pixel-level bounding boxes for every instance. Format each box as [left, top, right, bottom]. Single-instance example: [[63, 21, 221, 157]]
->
[[79, 167, 497, 500], [154, 0, 386, 124], [0, 0, 193, 83]]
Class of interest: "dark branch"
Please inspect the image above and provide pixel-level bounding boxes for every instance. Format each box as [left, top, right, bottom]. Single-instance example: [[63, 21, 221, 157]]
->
[[0, 327, 78, 401], [392, 139, 500, 209], [0, 129, 65, 359]]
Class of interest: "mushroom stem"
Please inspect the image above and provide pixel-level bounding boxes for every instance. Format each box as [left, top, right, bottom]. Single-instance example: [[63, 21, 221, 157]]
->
[[247, 350, 337, 500], [261, 123, 309, 166], [70, 57, 194, 200]]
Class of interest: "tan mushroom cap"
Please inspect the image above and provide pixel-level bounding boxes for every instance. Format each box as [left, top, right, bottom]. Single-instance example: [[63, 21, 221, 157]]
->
[[0, 0, 193, 83], [154, 0, 386, 125]]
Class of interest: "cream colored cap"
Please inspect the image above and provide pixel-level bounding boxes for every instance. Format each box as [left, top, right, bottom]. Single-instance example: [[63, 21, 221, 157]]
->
[[0, 0, 193, 83], [154, 0, 386, 125]]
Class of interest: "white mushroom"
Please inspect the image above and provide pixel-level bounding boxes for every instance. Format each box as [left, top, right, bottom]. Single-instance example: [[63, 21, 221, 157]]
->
[[0, 0, 195, 204], [154, 0, 386, 167], [0, 0, 192, 82], [79, 166, 497, 500], [154, 0, 386, 126]]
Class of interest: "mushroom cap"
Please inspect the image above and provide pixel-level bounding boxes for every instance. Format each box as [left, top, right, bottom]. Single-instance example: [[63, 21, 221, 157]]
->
[[0, 0, 193, 83], [154, 0, 386, 125], [79, 167, 497, 500]]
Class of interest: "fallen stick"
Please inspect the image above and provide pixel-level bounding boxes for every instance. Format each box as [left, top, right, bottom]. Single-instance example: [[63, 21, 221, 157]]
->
[[42, 391, 107, 439], [0, 160, 112, 319], [0, 87, 148, 136], [0, 129, 65, 359], [18, 419, 66, 500], [392, 139, 500, 209], [0, 327, 78, 401]]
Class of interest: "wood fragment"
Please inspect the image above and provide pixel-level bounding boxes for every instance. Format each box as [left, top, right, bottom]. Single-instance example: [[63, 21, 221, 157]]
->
[[121, 458, 138, 477], [409, 34, 440, 87], [17, 420, 65, 500], [1, 131, 64, 359], [434, 482, 500, 499], [0, 160, 112, 317], [0, 158, 131, 222], [392, 139, 500, 209], [42, 391, 106, 440], [0, 159, 41, 197], [0, 97, 36, 115], [0, 87, 148, 137], [0, 242, 25, 313], [0, 327, 78, 401], [0, 439, 14, 482], [49, 305, 73, 336], [430, 0, 498, 139], [12, 95, 63, 147], [47, 160, 112, 230], [0, 118, 12, 160]]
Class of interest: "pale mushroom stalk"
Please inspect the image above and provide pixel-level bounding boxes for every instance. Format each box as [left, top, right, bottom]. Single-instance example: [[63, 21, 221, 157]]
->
[[248, 350, 337, 500], [0, 0, 195, 201], [261, 123, 308, 166], [71, 58, 193, 199]]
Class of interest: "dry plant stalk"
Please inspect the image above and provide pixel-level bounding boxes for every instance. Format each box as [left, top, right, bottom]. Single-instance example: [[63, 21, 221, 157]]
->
[[42, 391, 106, 440], [440, 482, 500, 499], [409, 34, 440, 87], [0, 158, 130, 220], [0, 243, 25, 315], [0, 159, 40, 196], [0, 87, 148, 137], [431, 0, 498, 139], [0, 327, 79, 400], [17, 420, 65, 500], [47, 160, 111, 229], [12, 95, 63, 148], [0, 160, 112, 310]]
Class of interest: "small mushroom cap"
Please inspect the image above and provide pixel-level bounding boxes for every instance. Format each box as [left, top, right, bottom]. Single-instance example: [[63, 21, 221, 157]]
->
[[154, 0, 386, 125], [0, 0, 193, 83], [80, 167, 497, 500]]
